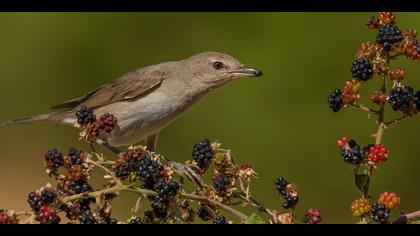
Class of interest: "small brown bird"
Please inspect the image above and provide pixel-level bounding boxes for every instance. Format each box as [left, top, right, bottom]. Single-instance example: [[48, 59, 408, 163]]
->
[[4, 52, 262, 152]]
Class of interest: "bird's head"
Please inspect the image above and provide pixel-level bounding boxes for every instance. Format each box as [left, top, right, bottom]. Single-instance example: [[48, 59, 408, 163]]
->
[[181, 51, 263, 90]]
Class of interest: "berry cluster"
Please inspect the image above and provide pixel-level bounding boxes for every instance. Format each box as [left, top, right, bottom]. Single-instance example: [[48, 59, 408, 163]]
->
[[213, 174, 231, 197], [213, 215, 228, 224], [86, 113, 118, 137], [338, 138, 365, 165], [151, 180, 179, 218], [389, 85, 418, 114], [114, 146, 179, 218], [192, 139, 214, 169], [275, 177, 299, 209], [302, 208, 322, 224], [351, 198, 371, 217], [367, 144, 389, 164], [75, 106, 96, 126], [197, 206, 212, 221], [371, 203, 391, 223], [44, 148, 64, 171], [327, 89, 343, 113], [351, 191, 400, 223], [378, 192, 400, 210], [351, 58, 374, 81], [27, 187, 61, 224], [376, 24, 403, 51], [0, 209, 17, 224]]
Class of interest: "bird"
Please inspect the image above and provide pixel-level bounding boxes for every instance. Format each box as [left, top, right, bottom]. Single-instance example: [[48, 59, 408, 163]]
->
[[4, 51, 263, 153]]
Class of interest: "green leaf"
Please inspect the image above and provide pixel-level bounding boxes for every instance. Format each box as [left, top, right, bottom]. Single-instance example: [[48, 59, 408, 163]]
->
[[354, 173, 370, 192], [245, 213, 266, 224]]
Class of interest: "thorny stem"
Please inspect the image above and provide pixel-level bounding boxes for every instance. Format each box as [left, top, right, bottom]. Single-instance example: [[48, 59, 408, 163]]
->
[[393, 210, 420, 224], [234, 192, 278, 221], [60, 183, 249, 222]]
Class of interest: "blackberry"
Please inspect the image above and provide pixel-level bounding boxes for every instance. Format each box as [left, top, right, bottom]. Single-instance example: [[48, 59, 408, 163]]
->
[[376, 24, 403, 51], [340, 140, 365, 165], [157, 180, 179, 200], [136, 156, 163, 190], [151, 196, 169, 219], [68, 147, 83, 165], [213, 175, 230, 197], [38, 206, 61, 224], [389, 86, 415, 113], [192, 139, 214, 169], [114, 160, 133, 180], [44, 148, 64, 169], [128, 217, 142, 224], [213, 216, 228, 224], [78, 209, 97, 224], [371, 203, 391, 223], [98, 113, 118, 133], [283, 195, 299, 209], [98, 217, 118, 224], [275, 177, 289, 195], [328, 89, 343, 112], [70, 179, 92, 194], [197, 206, 212, 221], [40, 188, 57, 206], [351, 58, 373, 81], [76, 106, 96, 126], [28, 192, 42, 211], [414, 91, 420, 109]]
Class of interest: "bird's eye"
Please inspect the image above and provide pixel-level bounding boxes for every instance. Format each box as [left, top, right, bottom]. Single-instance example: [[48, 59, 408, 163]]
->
[[213, 61, 224, 70]]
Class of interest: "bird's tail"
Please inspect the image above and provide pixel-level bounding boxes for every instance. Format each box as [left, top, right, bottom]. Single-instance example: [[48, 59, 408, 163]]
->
[[2, 111, 74, 126]]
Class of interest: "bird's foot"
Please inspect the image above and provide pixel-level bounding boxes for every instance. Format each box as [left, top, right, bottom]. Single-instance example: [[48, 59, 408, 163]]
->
[[163, 158, 205, 189], [96, 139, 122, 154]]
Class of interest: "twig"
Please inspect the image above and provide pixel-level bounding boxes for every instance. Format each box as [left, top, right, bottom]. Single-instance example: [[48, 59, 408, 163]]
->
[[350, 104, 379, 115], [393, 210, 420, 224], [385, 115, 410, 127]]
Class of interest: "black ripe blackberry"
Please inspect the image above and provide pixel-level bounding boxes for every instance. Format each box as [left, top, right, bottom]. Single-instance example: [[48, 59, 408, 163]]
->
[[275, 177, 289, 195], [340, 140, 365, 165], [213, 215, 228, 224], [78, 209, 97, 224], [371, 203, 391, 223], [44, 148, 64, 169], [213, 175, 230, 197], [70, 179, 92, 194], [136, 156, 163, 190], [98, 217, 118, 224], [192, 139, 214, 169], [158, 181, 179, 199], [389, 86, 415, 113], [40, 188, 57, 206], [114, 160, 133, 180], [351, 58, 373, 81], [28, 192, 42, 211], [76, 106, 96, 126], [283, 195, 299, 209], [376, 24, 404, 51], [151, 180, 179, 219], [415, 91, 420, 109], [151, 196, 169, 219], [328, 89, 343, 112], [68, 147, 83, 165], [128, 217, 142, 224], [197, 206, 212, 221]]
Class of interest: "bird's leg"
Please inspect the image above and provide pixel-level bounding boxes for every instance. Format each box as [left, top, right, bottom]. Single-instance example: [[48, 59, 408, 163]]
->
[[146, 133, 159, 152], [145, 133, 204, 188], [96, 139, 122, 154]]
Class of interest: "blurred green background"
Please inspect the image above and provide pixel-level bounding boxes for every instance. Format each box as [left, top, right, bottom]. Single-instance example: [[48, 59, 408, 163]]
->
[[0, 13, 419, 224]]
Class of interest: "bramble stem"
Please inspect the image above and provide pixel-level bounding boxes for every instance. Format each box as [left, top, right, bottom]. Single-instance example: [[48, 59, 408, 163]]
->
[[61, 184, 249, 222], [393, 210, 420, 224]]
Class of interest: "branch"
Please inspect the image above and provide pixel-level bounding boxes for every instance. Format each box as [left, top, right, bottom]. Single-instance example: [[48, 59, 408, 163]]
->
[[350, 104, 379, 115], [393, 210, 420, 224], [61, 184, 249, 222]]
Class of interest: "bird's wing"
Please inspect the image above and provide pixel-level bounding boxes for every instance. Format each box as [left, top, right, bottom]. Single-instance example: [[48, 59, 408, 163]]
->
[[50, 68, 165, 110]]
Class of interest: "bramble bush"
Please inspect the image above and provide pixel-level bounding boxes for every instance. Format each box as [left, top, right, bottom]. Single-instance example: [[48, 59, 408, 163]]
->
[[1, 12, 420, 224]]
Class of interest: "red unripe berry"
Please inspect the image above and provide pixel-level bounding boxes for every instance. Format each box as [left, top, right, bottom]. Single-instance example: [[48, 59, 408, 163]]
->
[[336, 136, 348, 148], [378, 192, 401, 209], [0, 214, 8, 224], [368, 144, 389, 163], [379, 12, 395, 25]]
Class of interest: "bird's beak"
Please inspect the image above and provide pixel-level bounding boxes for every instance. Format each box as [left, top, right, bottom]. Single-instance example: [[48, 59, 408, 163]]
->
[[228, 66, 263, 80]]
